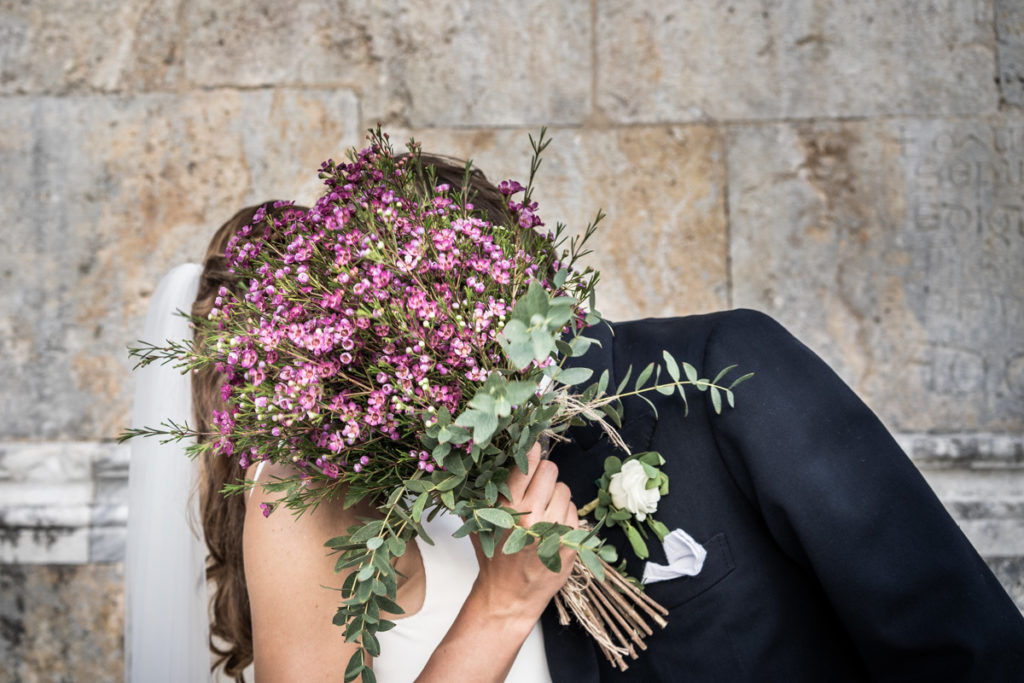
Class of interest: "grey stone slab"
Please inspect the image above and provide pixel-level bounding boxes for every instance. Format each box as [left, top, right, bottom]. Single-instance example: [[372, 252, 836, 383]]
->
[[597, 1, 998, 122], [183, 0, 591, 127], [728, 116, 1024, 433], [997, 0, 1024, 106], [0, 90, 359, 440], [0, 0, 183, 95]]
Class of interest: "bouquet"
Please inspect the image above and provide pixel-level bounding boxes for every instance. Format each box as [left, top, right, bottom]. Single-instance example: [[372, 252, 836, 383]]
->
[[124, 128, 750, 678]]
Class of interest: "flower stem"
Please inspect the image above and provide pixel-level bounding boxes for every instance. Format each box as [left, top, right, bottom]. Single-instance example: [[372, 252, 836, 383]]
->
[[577, 497, 599, 517]]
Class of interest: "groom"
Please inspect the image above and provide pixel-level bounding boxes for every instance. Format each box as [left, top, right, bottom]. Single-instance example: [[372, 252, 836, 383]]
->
[[541, 310, 1024, 681]]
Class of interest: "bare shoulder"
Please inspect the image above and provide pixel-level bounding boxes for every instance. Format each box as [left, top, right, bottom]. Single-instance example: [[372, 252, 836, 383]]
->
[[243, 464, 368, 679], [242, 463, 425, 680]]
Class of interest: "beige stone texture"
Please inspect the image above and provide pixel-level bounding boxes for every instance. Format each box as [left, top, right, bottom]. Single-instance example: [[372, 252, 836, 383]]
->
[[391, 126, 729, 321], [728, 115, 1024, 432], [183, 0, 592, 127], [0, 0, 183, 94], [0, 89, 360, 440], [0, 563, 124, 683], [597, 1, 999, 123]]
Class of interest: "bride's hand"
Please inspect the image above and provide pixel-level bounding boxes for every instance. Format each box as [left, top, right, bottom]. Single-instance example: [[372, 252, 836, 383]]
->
[[468, 443, 578, 623]]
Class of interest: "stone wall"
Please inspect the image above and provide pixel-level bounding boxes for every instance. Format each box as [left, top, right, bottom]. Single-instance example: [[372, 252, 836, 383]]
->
[[1, 1, 1022, 680]]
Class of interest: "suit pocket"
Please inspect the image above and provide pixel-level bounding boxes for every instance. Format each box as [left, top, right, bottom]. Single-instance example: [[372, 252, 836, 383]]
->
[[641, 532, 735, 611]]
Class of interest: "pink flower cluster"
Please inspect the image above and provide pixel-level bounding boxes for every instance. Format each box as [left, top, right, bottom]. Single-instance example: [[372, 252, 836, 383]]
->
[[205, 139, 560, 483]]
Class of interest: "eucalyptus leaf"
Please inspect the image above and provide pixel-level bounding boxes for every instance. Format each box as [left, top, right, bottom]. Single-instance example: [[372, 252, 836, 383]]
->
[[579, 548, 605, 581], [683, 362, 698, 383], [663, 350, 681, 381], [479, 530, 497, 558], [477, 507, 515, 529], [411, 492, 428, 523], [728, 371, 755, 389], [344, 650, 364, 682], [615, 365, 633, 395], [635, 362, 655, 390], [503, 526, 529, 554], [452, 518, 478, 538], [557, 367, 593, 386], [712, 363, 737, 385]]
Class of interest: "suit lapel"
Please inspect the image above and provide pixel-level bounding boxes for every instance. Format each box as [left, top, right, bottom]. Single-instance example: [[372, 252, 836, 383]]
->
[[542, 321, 658, 681]]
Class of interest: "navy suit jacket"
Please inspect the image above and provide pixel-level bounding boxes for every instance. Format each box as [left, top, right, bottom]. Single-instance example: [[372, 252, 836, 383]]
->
[[541, 310, 1024, 682]]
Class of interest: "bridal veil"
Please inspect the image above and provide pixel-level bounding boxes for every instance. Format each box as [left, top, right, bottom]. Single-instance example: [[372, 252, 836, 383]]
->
[[125, 263, 210, 682]]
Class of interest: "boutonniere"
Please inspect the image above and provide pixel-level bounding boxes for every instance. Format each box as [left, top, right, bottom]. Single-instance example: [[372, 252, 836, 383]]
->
[[580, 452, 670, 560]]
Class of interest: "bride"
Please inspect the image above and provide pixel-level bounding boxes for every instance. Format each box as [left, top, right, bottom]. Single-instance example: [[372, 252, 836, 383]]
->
[[126, 158, 575, 682]]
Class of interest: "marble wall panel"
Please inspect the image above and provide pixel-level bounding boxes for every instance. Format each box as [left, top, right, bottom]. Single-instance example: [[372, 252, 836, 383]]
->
[[0, 89, 359, 441], [728, 115, 1024, 433], [597, 1, 998, 123]]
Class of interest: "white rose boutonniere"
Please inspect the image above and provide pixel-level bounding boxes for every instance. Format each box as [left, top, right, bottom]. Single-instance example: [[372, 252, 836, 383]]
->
[[579, 452, 671, 560], [608, 460, 661, 521]]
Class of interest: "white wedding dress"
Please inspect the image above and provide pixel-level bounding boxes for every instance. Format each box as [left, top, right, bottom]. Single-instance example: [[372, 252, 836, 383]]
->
[[127, 264, 552, 682], [375, 513, 552, 682]]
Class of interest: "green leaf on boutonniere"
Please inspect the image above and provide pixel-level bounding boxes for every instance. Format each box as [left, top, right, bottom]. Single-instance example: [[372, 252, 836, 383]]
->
[[625, 524, 649, 560], [649, 518, 670, 541], [603, 456, 622, 476]]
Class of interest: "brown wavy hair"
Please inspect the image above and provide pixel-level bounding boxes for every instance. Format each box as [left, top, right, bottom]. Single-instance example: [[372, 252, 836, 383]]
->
[[192, 156, 508, 680]]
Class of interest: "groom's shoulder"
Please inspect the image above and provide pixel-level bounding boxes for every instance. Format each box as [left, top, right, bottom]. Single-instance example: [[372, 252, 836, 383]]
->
[[608, 308, 788, 357]]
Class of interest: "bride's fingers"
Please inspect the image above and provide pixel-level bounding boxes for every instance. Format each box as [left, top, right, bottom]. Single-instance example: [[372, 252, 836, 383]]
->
[[544, 482, 572, 523], [521, 460, 559, 516], [504, 443, 543, 504], [565, 500, 579, 529]]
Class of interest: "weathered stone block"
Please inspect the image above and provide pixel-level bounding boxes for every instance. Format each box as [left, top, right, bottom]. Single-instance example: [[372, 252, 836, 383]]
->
[[183, 0, 591, 127], [0, 90, 360, 440], [0, 0, 182, 95], [598, 1, 998, 122], [998, 0, 1024, 106], [728, 116, 1024, 433], [389, 126, 729, 320], [0, 564, 124, 682]]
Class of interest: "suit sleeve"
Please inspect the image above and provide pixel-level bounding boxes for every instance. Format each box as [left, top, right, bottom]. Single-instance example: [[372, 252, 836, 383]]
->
[[703, 309, 1024, 681]]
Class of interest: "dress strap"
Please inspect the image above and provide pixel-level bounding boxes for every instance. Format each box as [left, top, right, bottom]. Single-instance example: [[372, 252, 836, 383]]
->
[[248, 460, 268, 499]]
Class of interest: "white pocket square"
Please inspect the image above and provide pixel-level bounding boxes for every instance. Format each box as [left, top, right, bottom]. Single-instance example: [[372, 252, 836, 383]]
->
[[641, 528, 707, 585]]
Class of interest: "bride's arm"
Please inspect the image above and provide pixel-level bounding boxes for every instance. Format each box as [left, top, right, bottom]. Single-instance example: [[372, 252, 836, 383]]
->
[[415, 444, 577, 682], [244, 445, 575, 682]]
